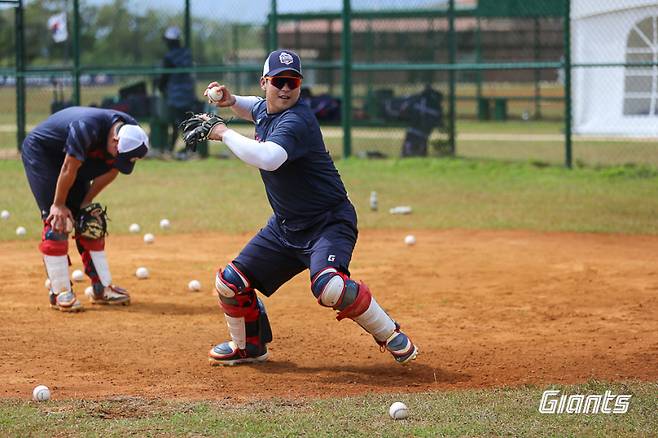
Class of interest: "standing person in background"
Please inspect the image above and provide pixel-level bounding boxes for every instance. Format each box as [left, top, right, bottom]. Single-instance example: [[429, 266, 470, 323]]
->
[[21, 106, 149, 311], [180, 49, 419, 366], [159, 26, 196, 159]]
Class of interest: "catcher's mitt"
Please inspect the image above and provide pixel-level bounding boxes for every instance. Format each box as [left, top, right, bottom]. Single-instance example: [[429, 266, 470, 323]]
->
[[75, 203, 109, 240], [179, 113, 228, 152]]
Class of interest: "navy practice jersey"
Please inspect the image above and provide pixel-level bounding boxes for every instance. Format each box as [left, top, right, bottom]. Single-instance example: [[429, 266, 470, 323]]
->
[[251, 98, 350, 228], [22, 106, 138, 179]]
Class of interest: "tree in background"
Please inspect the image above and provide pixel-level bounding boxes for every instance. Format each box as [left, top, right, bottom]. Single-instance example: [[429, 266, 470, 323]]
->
[[0, 0, 260, 68]]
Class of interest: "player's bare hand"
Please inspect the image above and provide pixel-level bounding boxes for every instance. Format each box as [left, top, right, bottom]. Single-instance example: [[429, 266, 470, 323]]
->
[[208, 122, 229, 141], [204, 82, 236, 108], [47, 204, 73, 233]]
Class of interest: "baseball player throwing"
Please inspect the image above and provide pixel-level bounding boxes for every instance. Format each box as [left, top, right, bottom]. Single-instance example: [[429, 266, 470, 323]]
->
[[21, 106, 149, 311], [181, 49, 418, 366]]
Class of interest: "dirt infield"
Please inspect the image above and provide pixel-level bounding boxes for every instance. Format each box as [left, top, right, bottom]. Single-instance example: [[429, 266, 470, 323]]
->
[[2, 230, 657, 400]]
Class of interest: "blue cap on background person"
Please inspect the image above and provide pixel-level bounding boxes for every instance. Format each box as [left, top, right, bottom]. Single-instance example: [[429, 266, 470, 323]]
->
[[262, 49, 303, 78], [164, 26, 181, 41], [115, 125, 149, 174]]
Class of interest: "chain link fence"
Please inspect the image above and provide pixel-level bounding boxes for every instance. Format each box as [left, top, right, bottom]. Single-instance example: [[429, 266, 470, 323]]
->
[[2, 0, 657, 166]]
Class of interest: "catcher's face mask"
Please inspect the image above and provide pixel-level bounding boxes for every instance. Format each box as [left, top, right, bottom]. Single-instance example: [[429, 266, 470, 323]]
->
[[114, 124, 149, 174]]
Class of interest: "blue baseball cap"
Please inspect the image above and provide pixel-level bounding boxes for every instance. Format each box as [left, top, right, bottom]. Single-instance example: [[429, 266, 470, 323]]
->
[[262, 49, 303, 78]]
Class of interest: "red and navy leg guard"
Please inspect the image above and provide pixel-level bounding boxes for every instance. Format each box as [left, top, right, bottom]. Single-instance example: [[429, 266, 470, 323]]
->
[[39, 222, 69, 256], [215, 264, 272, 348], [311, 267, 372, 320], [75, 235, 105, 286]]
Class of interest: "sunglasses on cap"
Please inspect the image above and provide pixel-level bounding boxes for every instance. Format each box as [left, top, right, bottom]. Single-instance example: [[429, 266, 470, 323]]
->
[[266, 76, 302, 90]]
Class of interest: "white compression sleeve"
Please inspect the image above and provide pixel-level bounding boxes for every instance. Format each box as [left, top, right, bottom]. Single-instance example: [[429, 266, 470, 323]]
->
[[222, 129, 288, 171], [231, 95, 261, 122]]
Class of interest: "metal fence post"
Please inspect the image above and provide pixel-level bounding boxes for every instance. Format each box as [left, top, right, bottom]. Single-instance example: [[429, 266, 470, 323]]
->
[[341, 0, 353, 158], [184, 0, 191, 49], [270, 0, 278, 52], [15, 0, 25, 149], [72, 0, 81, 105], [563, 0, 572, 168], [448, 0, 456, 155], [534, 17, 542, 119]]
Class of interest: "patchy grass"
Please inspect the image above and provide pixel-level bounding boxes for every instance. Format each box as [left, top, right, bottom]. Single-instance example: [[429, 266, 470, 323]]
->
[[1, 381, 655, 437]]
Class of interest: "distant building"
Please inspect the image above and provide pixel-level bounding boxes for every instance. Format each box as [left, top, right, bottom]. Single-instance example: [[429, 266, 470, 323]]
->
[[573, 0, 658, 136]]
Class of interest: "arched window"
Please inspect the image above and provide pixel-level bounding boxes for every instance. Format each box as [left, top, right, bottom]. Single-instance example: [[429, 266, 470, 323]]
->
[[623, 16, 657, 116]]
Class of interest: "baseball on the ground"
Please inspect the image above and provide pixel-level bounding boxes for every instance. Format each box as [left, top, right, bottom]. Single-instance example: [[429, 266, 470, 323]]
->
[[15, 226, 26, 236], [136, 267, 149, 279], [85, 286, 93, 296], [32, 385, 50, 402], [188, 279, 201, 291], [389, 401, 408, 420], [71, 269, 85, 282], [208, 86, 224, 102], [404, 235, 416, 246], [129, 223, 141, 233], [159, 218, 171, 230], [143, 233, 155, 244], [0, 209, 9, 220], [45, 278, 51, 290]]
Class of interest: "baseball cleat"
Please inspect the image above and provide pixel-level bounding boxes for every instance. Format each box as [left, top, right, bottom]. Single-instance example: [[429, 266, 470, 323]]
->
[[49, 291, 83, 312], [85, 284, 131, 305], [208, 341, 269, 366], [384, 331, 419, 365]]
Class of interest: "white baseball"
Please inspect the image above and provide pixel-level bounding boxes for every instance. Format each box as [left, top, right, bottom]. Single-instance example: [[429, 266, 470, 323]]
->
[[71, 269, 85, 282], [16, 226, 26, 236], [389, 401, 408, 420], [32, 385, 51, 402], [208, 86, 224, 103], [129, 223, 141, 233], [0, 209, 9, 220], [404, 235, 416, 246], [188, 279, 201, 291], [45, 278, 51, 290], [84, 285, 94, 297], [135, 266, 149, 279], [143, 233, 155, 244], [159, 218, 171, 230]]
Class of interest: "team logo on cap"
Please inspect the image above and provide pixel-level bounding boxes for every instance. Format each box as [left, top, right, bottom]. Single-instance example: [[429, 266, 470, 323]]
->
[[279, 52, 294, 65]]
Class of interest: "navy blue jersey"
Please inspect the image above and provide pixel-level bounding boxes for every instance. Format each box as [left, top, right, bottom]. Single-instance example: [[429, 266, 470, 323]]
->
[[22, 106, 137, 179], [162, 47, 196, 108], [251, 99, 349, 228]]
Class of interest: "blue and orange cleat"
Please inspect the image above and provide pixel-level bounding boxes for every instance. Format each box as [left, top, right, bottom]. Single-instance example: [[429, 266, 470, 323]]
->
[[208, 341, 269, 366]]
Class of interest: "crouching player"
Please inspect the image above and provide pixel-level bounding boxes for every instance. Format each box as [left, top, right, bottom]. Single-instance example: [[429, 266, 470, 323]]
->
[[21, 106, 149, 311]]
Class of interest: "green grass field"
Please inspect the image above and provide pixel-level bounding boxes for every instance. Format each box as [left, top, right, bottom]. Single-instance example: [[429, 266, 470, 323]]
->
[[2, 157, 658, 241], [1, 381, 655, 437], [2, 146, 657, 436]]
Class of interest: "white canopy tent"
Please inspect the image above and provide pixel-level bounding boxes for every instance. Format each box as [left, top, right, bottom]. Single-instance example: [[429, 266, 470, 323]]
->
[[572, 0, 658, 136]]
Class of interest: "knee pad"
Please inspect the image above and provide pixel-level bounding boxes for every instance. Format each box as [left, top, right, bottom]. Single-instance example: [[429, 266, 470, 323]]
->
[[214, 262, 251, 299], [39, 223, 69, 256], [313, 269, 396, 343], [311, 267, 365, 313]]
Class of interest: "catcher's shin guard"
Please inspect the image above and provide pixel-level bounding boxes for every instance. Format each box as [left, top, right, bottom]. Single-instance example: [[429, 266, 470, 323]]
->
[[41, 223, 82, 312], [209, 264, 272, 365], [311, 267, 418, 364], [75, 236, 111, 286], [43, 256, 82, 312]]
